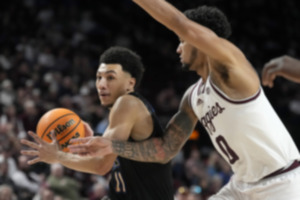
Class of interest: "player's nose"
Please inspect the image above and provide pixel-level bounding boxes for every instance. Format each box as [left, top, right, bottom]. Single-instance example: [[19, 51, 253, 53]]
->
[[96, 78, 107, 89]]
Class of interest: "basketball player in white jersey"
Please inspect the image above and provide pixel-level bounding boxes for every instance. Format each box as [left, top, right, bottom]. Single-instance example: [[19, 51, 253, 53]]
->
[[69, 1, 300, 199], [262, 55, 300, 87]]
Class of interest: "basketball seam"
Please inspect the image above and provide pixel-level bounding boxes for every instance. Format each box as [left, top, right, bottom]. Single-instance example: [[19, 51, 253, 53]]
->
[[58, 119, 82, 142], [40, 113, 75, 139]]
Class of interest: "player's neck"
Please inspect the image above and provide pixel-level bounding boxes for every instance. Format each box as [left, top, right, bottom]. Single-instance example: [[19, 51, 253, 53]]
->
[[196, 63, 210, 83]]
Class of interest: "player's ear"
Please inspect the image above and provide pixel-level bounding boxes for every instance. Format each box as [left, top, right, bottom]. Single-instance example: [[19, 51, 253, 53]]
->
[[128, 77, 136, 90]]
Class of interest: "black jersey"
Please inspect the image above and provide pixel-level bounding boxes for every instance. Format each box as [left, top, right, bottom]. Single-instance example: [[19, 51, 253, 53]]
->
[[108, 92, 174, 200]]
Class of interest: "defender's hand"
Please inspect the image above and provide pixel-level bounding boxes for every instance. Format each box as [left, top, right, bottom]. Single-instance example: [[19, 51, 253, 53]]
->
[[69, 136, 113, 157], [262, 57, 284, 88]]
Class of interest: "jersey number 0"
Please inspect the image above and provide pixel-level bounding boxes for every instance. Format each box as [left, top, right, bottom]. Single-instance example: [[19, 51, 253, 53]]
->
[[216, 135, 239, 164]]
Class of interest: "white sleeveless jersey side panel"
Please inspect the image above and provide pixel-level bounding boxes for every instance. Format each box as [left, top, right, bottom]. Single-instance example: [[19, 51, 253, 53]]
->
[[190, 77, 300, 182]]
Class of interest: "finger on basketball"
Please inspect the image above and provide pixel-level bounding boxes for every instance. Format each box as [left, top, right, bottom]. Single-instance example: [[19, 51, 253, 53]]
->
[[50, 130, 57, 142], [28, 131, 44, 143]]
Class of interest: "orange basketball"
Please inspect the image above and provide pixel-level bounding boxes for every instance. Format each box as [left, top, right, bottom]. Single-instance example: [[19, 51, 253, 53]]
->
[[36, 108, 85, 152]]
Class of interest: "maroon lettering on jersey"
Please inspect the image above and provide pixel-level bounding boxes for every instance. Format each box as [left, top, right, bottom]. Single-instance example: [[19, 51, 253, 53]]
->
[[200, 102, 225, 134]]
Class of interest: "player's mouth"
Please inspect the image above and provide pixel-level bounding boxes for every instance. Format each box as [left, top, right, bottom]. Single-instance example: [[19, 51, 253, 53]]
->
[[99, 93, 110, 99]]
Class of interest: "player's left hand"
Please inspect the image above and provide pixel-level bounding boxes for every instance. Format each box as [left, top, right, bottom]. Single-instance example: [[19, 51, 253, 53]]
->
[[20, 131, 60, 165], [82, 121, 94, 137]]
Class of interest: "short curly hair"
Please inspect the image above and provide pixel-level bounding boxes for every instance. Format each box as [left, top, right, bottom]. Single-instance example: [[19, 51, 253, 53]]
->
[[184, 6, 232, 39], [99, 46, 145, 88]]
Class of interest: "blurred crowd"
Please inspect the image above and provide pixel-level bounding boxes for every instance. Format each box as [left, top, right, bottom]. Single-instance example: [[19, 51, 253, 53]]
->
[[0, 0, 300, 199]]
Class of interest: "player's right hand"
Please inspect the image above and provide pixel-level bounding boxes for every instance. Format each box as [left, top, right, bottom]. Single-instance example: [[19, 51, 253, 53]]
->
[[68, 136, 113, 157], [262, 57, 284, 88]]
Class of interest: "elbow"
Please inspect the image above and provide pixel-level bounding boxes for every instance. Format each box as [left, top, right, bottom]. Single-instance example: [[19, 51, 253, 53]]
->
[[95, 161, 114, 176], [154, 138, 179, 164], [160, 157, 172, 164], [156, 153, 169, 164]]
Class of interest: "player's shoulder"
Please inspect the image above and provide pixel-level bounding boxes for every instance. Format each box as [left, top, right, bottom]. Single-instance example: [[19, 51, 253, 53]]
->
[[116, 93, 140, 102], [114, 93, 144, 110], [182, 80, 201, 100], [177, 80, 201, 113]]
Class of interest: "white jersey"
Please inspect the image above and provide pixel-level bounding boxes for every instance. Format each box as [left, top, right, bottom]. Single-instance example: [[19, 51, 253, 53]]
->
[[189, 76, 300, 183]]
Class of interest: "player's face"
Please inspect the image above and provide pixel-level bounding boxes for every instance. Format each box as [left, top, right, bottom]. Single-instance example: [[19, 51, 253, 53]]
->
[[176, 39, 203, 71], [96, 63, 135, 108]]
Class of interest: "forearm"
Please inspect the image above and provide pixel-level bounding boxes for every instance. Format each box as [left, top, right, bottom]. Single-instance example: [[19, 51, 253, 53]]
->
[[112, 112, 196, 163], [132, 0, 221, 60], [112, 138, 165, 163], [133, 0, 209, 33], [133, 0, 183, 32], [56, 151, 113, 175]]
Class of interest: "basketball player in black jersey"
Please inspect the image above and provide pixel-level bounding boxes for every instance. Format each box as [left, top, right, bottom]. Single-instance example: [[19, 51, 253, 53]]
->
[[20, 46, 174, 200]]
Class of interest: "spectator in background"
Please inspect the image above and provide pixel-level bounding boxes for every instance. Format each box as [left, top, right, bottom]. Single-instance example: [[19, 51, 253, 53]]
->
[[175, 186, 189, 200], [0, 155, 17, 196], [11, 155, 41, 200], [19, 100, 41, 132], [88, 181, 108, 200], [33, 187, 65, 200], [0, 184, 17, 200], [0, 79, 15, 106], [47, 163, 84, 200], [188, 185, 202, 200]]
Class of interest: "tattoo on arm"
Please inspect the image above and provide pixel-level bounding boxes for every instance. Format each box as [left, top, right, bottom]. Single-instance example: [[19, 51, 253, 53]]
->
[[112, 110, 197, 163], [112, 139, 160, 162]]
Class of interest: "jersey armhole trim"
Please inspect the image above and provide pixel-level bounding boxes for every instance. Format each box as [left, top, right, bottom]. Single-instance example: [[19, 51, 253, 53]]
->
[[188, 80, 201, 107], [209, 79, 261, 104]]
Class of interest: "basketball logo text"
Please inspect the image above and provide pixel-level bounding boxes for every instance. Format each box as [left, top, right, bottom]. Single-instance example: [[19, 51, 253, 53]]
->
[[46, 119, 76, 140]]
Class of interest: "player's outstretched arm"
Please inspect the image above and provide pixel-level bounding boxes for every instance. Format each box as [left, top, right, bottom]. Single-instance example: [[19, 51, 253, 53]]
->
[[131, 0, 260, 97], [262, 55, 300, 87], [132, 0, 243, 67], [70, 87, 198, 163], [21, 96, 139, 175]]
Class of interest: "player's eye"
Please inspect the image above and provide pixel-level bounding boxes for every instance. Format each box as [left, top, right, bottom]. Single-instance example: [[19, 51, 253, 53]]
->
[[107, 76, 115, 80]]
